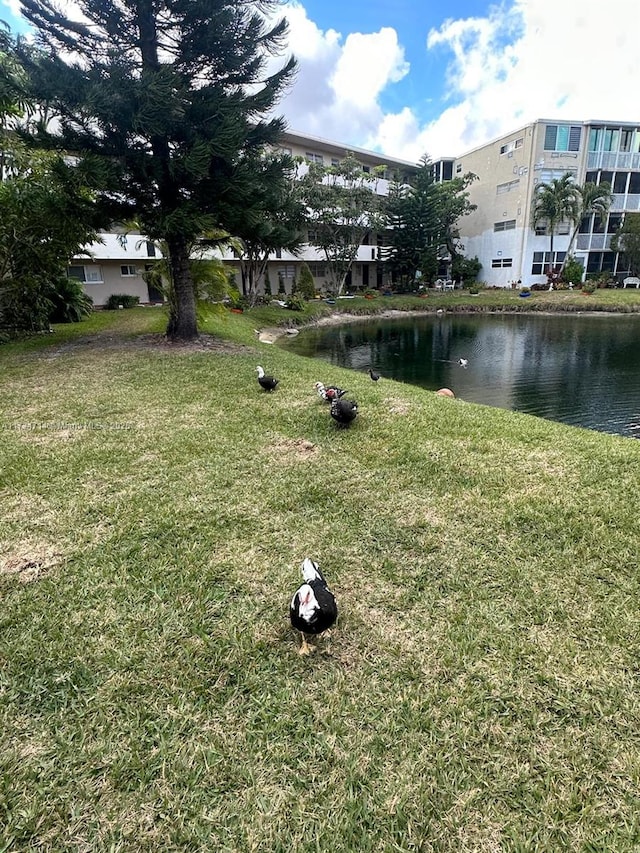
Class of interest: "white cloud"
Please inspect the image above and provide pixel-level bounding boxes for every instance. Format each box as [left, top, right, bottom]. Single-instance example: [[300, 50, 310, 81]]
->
[[278, 0, 640, 162], [275, 2, 408, 146], [1, 0, 22, 19]]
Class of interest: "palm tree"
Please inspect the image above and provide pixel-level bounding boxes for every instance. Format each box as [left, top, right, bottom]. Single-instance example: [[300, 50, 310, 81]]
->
[[531, 173, 580, 277], [559, 181, 612, 277]]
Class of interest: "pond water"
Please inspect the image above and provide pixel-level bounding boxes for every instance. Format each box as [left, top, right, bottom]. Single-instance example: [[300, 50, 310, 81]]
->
[[283, 312, 640, 439]]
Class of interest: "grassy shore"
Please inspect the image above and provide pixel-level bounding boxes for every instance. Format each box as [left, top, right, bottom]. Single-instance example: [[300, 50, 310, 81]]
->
[[2, 300, 640, 851]]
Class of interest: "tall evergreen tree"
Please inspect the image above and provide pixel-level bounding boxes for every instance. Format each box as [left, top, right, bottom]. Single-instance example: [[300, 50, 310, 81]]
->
[[16, 0, 296, 339], [384, 157, 477, 288]]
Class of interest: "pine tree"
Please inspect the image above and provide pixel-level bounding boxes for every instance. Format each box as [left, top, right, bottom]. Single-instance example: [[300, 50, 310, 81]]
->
[[16, 0, 296, 339], [297, 262, 316, 300]]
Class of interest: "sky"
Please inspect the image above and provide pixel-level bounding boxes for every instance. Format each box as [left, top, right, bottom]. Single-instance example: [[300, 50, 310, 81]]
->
[[2, 0, 638, 163]]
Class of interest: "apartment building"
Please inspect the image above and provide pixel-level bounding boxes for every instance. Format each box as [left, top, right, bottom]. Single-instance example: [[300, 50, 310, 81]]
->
[[223, 129, 419, 294], [71, 119, 640, 303], [453, 119, 640, 287]]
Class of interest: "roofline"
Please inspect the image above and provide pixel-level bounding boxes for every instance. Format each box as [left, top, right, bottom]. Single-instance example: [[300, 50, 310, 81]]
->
[[281, 128, 420, 169], [455, 117, 640, 160]]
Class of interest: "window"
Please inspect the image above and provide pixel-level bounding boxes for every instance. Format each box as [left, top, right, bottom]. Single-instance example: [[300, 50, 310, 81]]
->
[[305, 152, 324, 165], [120, 264, 138, 276], [491, 258, 513, 268], [307, 229, 319, 244], [607, 214, 622, 234], [604, 129, 620, 152], [145, 241, 157, 257], [629, 173, 640, 194], [544, 124, 581, 152], [455, 163, 462, 173], [620, 130, 633, 152], [67, 265, 103, 283], [539, 168, 577, 184], [362, 165, 371, 174], [307, 263, 326, 277], [278, 265, 296, 279], [331, 158, 340, 167], [494, 220, 516, 231], [531, 251, 566, 275], [613, 172, 628, 193], [499, 138, 523, 155], [497, 179, 520, 194]]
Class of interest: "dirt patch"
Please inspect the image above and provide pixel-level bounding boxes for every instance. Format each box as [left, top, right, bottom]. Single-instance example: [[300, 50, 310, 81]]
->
[[0, 545, 64, 583], [44, 333, 250, 358], [386, 397, 411, 415], [266, 437, 320, 462]]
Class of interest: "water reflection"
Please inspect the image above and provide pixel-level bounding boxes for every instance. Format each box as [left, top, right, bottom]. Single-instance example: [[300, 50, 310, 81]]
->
[[284, 313, 640, 438]]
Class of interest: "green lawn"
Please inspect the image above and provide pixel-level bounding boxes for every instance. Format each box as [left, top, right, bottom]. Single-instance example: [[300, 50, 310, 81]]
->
[[1, 304, 640, 851]]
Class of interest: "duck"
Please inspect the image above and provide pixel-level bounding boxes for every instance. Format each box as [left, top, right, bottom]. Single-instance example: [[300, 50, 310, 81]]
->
[[369, 368, 381, 381], [256, 365, 279, 391], [290, 558, 338, 655], [330, 397, 358, 427], [458, 358, 468, 368], [314, 381, 348, 402]]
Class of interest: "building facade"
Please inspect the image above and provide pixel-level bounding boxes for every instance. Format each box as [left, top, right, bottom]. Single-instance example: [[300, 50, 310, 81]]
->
[[71, 119, 640, 303], [453, 119, 640, 287], [69, 232, 163, 307]]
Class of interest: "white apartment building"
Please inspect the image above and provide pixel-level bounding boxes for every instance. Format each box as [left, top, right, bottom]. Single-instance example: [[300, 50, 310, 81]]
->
[[453, 119, 640, 287], [71, 119, 640, 303]]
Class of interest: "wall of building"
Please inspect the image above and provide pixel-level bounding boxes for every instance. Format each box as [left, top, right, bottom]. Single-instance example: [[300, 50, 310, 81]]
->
[[70, 232, 163, 307], [68, 122, 640, 298]]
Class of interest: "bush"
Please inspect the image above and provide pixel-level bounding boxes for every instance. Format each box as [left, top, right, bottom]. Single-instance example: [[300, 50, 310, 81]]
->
[[560, 255, 584, 286], [48, 276, 93, 323], [284, 295, 305, 311], [582, 281, 597, 294], [105, 293, 140, 310], [0, 277, 52, 333], [296, 263, 316, 300]]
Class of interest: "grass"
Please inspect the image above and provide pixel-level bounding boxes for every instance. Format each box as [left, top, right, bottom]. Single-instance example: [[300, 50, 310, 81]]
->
[[1, 303, 640, 851]]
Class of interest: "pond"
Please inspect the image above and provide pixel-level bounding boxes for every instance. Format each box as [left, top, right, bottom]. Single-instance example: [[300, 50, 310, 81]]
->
[[283, 312, 640, 439]]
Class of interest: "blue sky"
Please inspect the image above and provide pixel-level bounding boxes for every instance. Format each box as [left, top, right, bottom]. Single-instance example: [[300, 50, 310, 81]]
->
[[2, 0, 638, 162]]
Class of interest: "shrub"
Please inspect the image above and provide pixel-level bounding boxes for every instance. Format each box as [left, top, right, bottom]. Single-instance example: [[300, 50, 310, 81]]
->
[[296, 263, 316, 300], [105, 293, 140, 310], [48, 276, 93, 323], [0, 277, 52, 333], [582, 281, 597, 294], [284, 295, 305, 311], [560, 255, 584, 285]]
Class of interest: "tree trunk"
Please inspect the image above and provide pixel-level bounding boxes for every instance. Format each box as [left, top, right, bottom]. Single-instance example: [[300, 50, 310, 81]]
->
[[166, 234, 198, 340]]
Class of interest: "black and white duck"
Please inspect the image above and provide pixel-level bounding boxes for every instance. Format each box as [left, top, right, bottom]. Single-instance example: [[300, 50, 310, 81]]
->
[[330, 396, 358, 427], [290, 558, 338, 655], [369, 368, 381, 381], [256, 365, 279, 391], [315, 381, 348, 402]]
